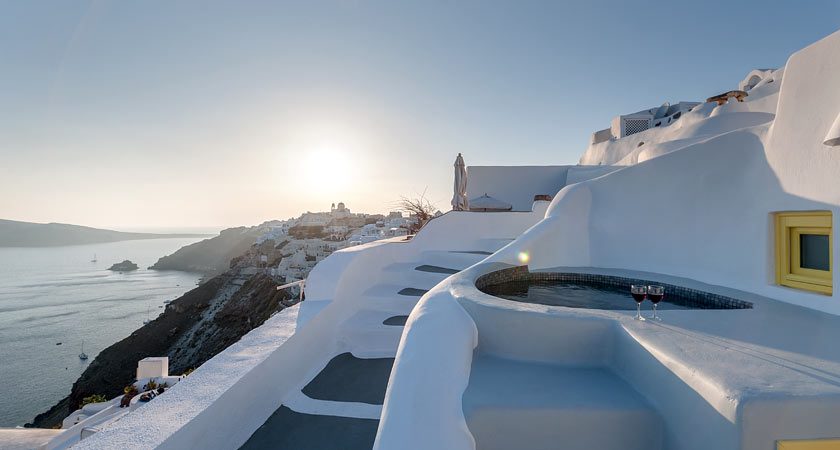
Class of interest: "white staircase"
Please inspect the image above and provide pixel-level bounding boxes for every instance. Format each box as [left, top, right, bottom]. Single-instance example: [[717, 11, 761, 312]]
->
[[241, 247, 502, 449]]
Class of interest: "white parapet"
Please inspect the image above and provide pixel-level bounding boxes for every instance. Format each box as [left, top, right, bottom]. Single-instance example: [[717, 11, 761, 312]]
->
[[136, 357, 169, 379]]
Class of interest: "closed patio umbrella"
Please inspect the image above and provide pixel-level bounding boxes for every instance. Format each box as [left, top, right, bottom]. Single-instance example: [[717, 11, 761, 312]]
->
[[451, 153, 468, 211]]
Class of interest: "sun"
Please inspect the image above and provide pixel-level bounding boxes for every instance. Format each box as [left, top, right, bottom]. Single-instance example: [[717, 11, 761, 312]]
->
[[298, 147, 354, 194], [282, 120, 366, 197]]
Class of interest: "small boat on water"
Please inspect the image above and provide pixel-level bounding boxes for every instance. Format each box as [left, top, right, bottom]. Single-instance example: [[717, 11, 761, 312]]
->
[[79, 341, 88, 360], [91, 254, 97, 263]]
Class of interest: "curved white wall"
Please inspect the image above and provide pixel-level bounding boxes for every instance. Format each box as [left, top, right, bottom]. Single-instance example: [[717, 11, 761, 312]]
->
[[765, 29, 840, 204], [492, 30, 840, 316], [373, 287, 478, 450]]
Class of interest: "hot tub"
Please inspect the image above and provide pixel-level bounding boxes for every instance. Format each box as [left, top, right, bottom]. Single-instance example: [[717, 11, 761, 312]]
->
[[475, 267, 753, 310]]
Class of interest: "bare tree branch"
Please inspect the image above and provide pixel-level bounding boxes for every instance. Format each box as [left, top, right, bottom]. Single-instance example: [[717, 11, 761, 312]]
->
[[396, 188, 437, 234]]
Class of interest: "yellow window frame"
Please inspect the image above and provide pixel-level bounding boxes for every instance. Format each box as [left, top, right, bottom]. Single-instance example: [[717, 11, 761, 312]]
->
[[778, 438, 840, 450], [775, 211, 833, 295]]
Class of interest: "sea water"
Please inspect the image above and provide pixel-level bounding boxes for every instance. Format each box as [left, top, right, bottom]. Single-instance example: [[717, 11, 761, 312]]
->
[[0, 238, 205, 426]]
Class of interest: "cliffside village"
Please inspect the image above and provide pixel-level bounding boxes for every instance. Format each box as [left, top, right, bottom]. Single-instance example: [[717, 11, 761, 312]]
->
[[252, 202, 438, 287]]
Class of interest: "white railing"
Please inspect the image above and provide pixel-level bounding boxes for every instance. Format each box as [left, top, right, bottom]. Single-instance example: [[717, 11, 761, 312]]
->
[[276, 279, 305, 302]]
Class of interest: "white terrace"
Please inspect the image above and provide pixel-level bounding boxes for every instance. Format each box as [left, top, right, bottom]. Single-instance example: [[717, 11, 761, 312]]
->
[[29, 28, 840, 450]]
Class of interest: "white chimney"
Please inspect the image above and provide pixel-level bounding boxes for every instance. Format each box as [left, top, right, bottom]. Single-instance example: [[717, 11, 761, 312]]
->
[[136, 357, 169, 379]]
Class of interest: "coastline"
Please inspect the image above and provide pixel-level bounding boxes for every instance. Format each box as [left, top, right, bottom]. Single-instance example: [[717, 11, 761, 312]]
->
[[0, 218, 215, 248], [0, 238, 205, 427], [27, 244, 294, 429]]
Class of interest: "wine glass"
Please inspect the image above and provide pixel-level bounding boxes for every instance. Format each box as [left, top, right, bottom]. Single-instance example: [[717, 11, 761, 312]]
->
[[647, 285, 664, 321], [630, 285, 647, 321]]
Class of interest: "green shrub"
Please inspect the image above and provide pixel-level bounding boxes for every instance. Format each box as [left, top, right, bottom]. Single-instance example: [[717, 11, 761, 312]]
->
[[144, 378, 158, 391], [81, 394, 107, 406]]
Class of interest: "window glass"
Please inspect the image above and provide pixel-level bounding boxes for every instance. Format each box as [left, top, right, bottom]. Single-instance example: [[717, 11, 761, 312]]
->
[[800, 234, 830, 271]]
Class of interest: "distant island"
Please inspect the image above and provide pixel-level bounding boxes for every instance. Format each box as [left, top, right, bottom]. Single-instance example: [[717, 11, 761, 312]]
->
[[0, 219, 212, 247], [108, 260, 138, 272]]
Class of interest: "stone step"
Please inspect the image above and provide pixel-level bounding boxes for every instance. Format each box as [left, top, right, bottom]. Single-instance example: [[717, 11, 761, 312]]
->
[[380, 262, 455, 287], [449, 249, 494, 255], [463, 356, 662, 450], [382, 315, 408, 326], [242, 352, 397, 449], [397, 287, 428, 296], [415, 250, 489, 271], [284, 390, 382, 420], [338, 311, 406, 354], [361, 284, 428, 300], [239, 406, 378, 450], [302, 353, 395, 405], [356, 295, 417, 317], [413, 264, 460, 274]]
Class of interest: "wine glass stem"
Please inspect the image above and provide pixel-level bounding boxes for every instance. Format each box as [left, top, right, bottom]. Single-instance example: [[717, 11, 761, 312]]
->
[[654, 304, 658, 319], [637, 302, 641, 319]]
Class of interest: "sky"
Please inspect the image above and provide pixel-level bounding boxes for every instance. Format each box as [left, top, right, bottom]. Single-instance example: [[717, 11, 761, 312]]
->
[[1, 1, 838, 230]]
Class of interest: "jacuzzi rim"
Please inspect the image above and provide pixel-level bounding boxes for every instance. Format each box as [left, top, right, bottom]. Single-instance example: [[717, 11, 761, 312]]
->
[[474, 266, 754, 310]]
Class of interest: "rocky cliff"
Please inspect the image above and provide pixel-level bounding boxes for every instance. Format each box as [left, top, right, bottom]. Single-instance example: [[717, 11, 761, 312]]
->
[[29, 245, 295, 429], [149, 226, 263, 276]]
